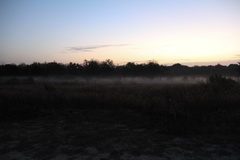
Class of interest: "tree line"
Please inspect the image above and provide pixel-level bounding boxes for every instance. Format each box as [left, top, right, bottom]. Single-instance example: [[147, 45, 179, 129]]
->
[[0, 59, 239, 76]]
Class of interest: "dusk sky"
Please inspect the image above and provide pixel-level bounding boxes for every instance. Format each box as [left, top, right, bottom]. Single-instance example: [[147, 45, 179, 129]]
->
[[1, 0, 240, 66]]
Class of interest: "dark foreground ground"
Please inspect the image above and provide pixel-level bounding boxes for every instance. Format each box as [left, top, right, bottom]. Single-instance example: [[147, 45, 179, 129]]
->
[[0, 76, 240, 159], [1, 111, 240, 160]]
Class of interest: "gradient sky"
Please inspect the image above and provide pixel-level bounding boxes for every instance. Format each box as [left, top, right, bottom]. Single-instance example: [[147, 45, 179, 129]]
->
[[1, 0, 240, 65]]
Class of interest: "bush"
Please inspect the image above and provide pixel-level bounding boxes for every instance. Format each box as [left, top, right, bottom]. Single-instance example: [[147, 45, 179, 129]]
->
[[208, 74, 236, 91]]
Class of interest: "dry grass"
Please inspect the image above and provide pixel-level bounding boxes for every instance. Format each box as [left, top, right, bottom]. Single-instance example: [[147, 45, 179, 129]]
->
[[0, 76, 240, 159], [0, 76, 240, 134]]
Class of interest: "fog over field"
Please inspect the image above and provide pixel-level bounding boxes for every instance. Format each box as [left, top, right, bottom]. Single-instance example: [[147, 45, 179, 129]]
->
[[2, 76, 239, 85], [0, 76, 205, 85], [72, 76, 208, 84]]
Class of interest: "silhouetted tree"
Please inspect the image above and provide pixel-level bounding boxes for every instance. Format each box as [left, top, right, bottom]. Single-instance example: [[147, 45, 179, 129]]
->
[[28, 62, 44, 75], [0, 60, 239, 77], [0, 64, 18, 75], [66, 62, 83, 75], [100, 59, 115, 75], [238, 62, 240, 75], [228, 64, 239, 76], [125, 62, 136, 75], [46, 62, 65, 75], [146, 61, 160, 75], [168, 63, 189, 75], [83, 59, 101, 75]]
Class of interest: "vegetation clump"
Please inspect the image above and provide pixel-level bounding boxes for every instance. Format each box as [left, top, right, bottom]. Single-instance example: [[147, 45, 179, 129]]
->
[[208, 74, 237, 90]]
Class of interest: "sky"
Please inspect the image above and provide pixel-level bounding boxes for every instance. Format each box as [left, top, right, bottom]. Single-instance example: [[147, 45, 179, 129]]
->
[[0, 0, 240, 66]]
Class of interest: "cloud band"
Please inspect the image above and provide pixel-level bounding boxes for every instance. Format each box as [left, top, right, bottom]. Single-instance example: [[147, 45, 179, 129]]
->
[[66, 44, 129, 52]]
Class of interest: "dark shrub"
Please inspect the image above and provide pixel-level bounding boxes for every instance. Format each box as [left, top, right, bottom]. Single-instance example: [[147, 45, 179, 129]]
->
[[208, 74, 236, 91]]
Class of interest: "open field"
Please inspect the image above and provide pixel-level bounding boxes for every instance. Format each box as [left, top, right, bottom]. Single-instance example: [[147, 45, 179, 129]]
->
[[0, 76, 209, 85], [0, 76, 240, 159]]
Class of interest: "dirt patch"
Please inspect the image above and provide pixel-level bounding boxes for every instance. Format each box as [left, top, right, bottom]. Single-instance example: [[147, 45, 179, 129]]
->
[[1, 110, 240, 160]]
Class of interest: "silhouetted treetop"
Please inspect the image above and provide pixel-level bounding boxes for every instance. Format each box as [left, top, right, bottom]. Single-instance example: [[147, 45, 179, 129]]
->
[[0, 59, 239, 76]]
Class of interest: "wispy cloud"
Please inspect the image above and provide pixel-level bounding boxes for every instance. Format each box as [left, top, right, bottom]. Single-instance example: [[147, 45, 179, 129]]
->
[[231, 54, 240, 60], [66, 44, 129, 52], [234, 54, 240, 58]]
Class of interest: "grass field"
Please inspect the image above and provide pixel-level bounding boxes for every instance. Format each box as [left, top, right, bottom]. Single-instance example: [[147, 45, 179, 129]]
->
[[0, 75, 240, 159], [1, 75, 239, 133]]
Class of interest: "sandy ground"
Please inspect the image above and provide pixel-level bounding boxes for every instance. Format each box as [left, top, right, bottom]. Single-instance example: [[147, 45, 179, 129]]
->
[[1, 111, 240, 160]]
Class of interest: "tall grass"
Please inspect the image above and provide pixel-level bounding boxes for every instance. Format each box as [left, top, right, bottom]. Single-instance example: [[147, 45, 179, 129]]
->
[[0, 75, 239, 134]]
